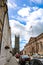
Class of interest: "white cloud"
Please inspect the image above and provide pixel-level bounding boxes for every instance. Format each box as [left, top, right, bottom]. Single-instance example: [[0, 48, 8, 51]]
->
[[25, 8, 43, 35], [17, 7, 43, 32], [7, 0, 17, 9], [31, 0, 42, 4], [27, 8, 43, 23], [12, 41, 15, 48], [32, 7, 39, 11], [9, 19, 31, 50], [18, 7, 30, 17], [9, 20, 26, 35], [9, 6, 43, 50], [20, 43, 26, 51], [23, 4, 26, 6], [11, 15, 27, 23]]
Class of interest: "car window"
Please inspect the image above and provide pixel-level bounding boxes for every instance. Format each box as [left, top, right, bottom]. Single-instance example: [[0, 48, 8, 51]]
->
[[21, 55, 29, 58]]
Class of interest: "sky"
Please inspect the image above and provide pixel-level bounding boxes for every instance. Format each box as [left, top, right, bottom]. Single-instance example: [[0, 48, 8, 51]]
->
[[7, 0, 43, 51]]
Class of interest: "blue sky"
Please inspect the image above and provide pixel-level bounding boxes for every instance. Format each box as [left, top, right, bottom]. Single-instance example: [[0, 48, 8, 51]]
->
[[7, 0, 43, 50]]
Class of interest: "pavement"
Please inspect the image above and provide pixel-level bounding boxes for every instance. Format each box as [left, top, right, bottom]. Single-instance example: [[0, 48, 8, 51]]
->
[[5, 56, 18, 65], [15, 58, 19, 62]]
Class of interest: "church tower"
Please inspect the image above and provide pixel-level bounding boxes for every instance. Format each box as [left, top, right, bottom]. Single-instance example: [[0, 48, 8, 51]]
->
[[15, 35, 20, 54]]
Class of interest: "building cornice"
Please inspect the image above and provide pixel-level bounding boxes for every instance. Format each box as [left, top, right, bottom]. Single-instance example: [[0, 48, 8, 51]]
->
[[36, 33, 43, 40], [24, 33, 43, 48], [0, 0, 7, 7], [28, 33, 43, 44]]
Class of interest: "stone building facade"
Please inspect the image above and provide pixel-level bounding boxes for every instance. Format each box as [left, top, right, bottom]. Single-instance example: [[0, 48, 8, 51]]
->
[[15, 35, 20, 54], [0, 0, 7, 52], [23, 33, 43, 55], [0, 0, 12, 65]]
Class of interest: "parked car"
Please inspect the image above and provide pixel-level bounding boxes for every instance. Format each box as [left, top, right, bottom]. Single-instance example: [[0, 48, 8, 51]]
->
[[39, 54, 43, 58], [32, 54, 43, 64], [36, 55, 43, 64], [30, 59, 43, 65], [19, 55, 31, 65], [32, 53, 40, 59]]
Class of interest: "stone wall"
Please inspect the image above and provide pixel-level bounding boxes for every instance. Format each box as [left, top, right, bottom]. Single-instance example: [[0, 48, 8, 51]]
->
[[23, 33, 43, 55], [0, 0, 12, 65]]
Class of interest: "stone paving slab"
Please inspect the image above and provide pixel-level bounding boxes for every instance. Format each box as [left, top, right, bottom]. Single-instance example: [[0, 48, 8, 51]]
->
[[5, 56, 18, 65]]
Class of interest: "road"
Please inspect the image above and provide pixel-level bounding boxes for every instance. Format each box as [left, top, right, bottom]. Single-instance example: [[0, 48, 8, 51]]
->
[[38, 58, 43, 64], [5, 56, 18, 65], [5, 56, 43, 65]]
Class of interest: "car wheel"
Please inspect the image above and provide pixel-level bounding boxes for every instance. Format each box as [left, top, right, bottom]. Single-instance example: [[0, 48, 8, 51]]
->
[[30, 59, 43, 65]]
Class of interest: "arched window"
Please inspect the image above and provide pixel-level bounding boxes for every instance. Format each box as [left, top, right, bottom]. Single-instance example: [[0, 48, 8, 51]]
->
[[40, 41, 43, 50]]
